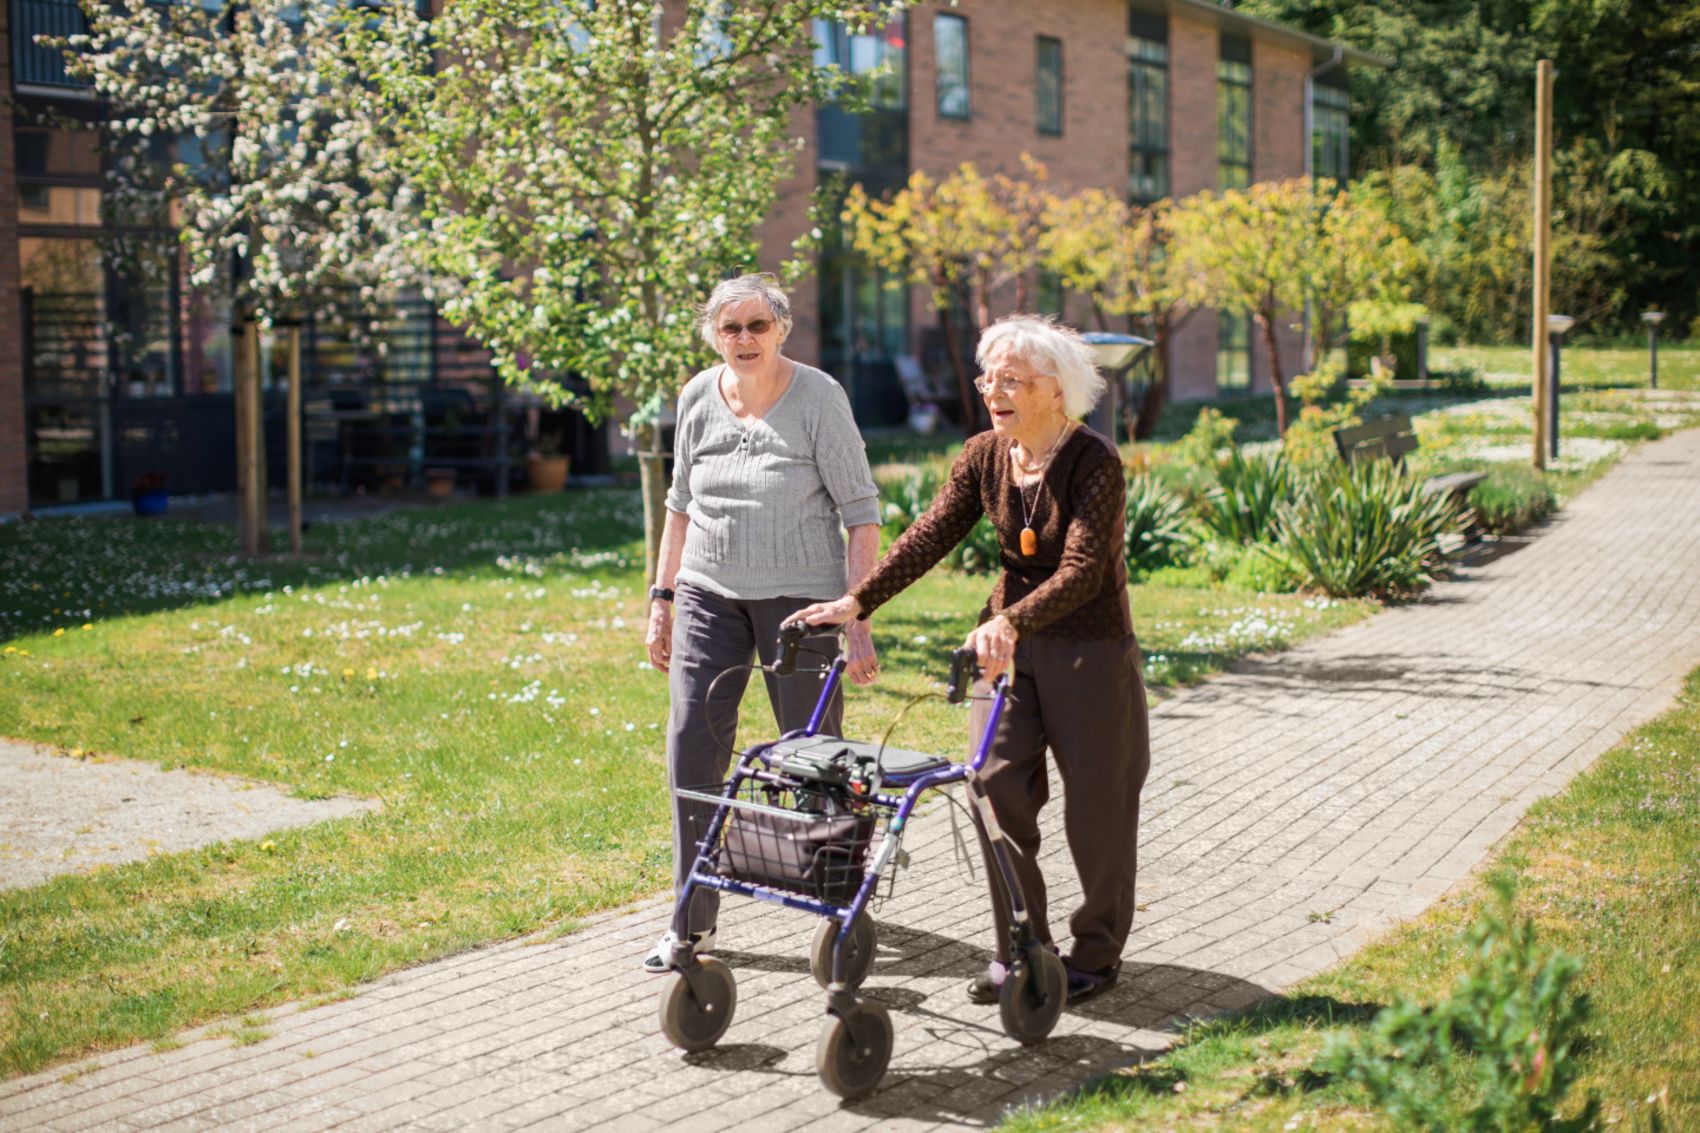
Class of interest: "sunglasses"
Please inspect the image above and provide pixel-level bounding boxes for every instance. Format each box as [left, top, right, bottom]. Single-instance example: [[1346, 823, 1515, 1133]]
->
[[717, 318, 775, 338]]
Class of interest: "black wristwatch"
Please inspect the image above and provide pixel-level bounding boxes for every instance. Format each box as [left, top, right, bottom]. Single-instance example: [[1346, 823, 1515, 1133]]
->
[[649, 585, 675, 603]]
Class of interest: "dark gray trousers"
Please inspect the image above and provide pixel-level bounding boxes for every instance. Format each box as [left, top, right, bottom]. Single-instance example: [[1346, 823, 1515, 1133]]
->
[[969, 632, 1151, 972], [667, 582, 844, 935]]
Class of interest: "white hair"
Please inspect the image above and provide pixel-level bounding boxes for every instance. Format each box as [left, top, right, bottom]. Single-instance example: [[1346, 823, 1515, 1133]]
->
[[975, 315, 1106, 419], [698, 273, 793, 349]]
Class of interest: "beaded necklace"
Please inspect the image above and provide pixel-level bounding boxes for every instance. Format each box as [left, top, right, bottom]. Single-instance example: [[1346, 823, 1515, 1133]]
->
[[1013, 421, 1074, 557]]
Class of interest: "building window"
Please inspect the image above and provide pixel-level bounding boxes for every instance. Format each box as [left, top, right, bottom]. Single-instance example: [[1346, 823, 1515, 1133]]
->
[[1217, 35, 1252, 190], [935, 13, 970, 120], [1036, 36, 1063, 135], [814, 15, 906, 111], [1127, 10, 1169, 202], [1313, 80, 1350, 183], [1217, 311, 1251, 392]]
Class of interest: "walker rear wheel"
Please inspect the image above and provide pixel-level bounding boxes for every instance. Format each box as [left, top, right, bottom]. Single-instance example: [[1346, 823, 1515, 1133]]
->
[[658, 957, 737, 1052], [816, 997, 892, 1099], [999, 949, 1066, 1045], [809, 911, 877, 990]]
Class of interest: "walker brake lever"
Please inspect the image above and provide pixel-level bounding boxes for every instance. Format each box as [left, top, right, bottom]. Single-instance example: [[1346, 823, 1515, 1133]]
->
[[773, 621, 807, 676], [946, 647, 980, 705]]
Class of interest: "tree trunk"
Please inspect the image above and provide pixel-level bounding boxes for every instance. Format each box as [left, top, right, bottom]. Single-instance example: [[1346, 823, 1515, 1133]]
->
[[938, 295, 979, 434], [233, 319, 269, 557], [285, 325, 302, 554], [1257, 310, 1291, 436], [637, 420, 667, 586], [1134, 316, 1172, 441]]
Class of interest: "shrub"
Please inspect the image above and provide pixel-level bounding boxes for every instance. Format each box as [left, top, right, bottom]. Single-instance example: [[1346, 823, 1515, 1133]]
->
[[1124, 473, 1191, 575], [1222, 543, 1302, 593], [1469, 466, 1558, 536], [1173, 406, 1240, 469], [880, 469, 1001, 574], [1195, 448, 1292, 544], [1273, 460, 1461, 598], [1315, 877, 1601, 1133]]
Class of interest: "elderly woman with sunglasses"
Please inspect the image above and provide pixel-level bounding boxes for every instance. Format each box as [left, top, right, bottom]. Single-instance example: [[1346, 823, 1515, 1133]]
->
[[790, 314, 1151, 1005], [641, 273, 882, 973]]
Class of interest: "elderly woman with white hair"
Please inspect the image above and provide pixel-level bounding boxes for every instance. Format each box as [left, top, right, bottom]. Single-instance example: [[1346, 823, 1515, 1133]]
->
[[791, 314, 1151, 1005], [641, 273, 882, 973]]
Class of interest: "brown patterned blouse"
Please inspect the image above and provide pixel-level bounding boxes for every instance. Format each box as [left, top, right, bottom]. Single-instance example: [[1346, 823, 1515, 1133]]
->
[[850, 427, 1132, 639]]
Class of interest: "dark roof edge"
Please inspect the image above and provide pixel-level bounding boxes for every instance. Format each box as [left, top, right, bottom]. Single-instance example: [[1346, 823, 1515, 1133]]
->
[[1140, 0, 1395, 69]]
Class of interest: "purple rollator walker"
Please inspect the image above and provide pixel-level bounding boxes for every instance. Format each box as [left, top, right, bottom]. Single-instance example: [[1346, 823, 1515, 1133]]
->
[[657, 623, 1067, 1099]]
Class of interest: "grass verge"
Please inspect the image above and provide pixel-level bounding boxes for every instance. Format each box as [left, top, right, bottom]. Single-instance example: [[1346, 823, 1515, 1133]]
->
[[1000, 666, 1700, 1133], [0, 494, 1370, 1076]]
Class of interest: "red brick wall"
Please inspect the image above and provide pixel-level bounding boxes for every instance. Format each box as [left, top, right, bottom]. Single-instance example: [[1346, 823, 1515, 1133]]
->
[[1, 4, 28, 515], [1166, 10, 1220, 403], [898, 0, 1128, 357], [1252, 37, 1308, 394], [756, 105, 821, 367]]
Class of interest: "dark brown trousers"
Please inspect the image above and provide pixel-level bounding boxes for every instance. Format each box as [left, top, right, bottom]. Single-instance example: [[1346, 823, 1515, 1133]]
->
[[968, 632, 1151, 972]]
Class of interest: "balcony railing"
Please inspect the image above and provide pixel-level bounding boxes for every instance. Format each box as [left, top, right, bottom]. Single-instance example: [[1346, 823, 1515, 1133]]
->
[[11, 0, 91, 91]]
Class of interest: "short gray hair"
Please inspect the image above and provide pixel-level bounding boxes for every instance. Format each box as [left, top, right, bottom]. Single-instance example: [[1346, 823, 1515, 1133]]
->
[[976, 315, 1106, 419], [698, 273, 793, 349]]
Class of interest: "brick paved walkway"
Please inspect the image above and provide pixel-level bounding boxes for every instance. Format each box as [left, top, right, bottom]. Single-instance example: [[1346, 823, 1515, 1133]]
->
[[6, 428, 1700, 1132]]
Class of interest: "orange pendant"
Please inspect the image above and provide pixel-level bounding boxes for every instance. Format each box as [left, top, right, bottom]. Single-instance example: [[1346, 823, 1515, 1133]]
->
[[1020, 526, 1038, 557]]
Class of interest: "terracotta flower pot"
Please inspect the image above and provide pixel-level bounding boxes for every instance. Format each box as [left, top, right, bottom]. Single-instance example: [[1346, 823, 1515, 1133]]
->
[[424, 468, 456, 498], [527, 454, 570, 493]]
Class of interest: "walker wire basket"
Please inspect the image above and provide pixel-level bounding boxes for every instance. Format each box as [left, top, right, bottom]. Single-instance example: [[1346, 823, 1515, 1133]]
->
[[677, 776, 887, 905]]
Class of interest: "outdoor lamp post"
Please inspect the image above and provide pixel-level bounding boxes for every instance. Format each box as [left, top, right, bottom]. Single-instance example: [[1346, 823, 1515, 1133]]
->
[[1546, 314, 1575, 460], [1082, 332, 1154, 443], [1641, 310, 1666, 390]]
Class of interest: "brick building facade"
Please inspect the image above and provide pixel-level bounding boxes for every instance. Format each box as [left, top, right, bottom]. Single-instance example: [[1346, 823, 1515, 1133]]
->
[[1, 0, 1374, 516]]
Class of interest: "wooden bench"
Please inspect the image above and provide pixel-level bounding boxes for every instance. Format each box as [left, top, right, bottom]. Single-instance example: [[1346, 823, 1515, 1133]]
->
[[1333, 412, 1487, 537]]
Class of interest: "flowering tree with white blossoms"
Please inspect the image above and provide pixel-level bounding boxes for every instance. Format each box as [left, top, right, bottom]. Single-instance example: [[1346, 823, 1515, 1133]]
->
[[357, 0, 909, 577], [58, 0, 418, 327], [53, 0, 422, 553]]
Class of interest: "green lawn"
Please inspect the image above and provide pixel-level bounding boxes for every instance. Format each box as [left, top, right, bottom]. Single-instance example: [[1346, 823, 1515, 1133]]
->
[[1433, 342, 1700, 393], [1000, 665, 1700, 1133], [0, 495, 1372, 1076]]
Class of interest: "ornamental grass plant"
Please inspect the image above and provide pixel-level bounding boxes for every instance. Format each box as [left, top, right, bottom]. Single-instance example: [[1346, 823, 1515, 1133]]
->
[[1272, 461, 1462, 599]]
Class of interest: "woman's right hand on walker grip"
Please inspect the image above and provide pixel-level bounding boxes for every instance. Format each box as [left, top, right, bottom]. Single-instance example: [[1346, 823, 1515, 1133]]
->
[[785, 595, 863, 630]]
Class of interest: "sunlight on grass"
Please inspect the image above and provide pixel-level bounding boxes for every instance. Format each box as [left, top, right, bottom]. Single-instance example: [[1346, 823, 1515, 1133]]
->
[[0, 490, 1371, 1076]]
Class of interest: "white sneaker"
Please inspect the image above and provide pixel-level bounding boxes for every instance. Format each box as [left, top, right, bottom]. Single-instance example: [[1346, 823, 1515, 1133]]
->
[[642, 927, 717, 974]]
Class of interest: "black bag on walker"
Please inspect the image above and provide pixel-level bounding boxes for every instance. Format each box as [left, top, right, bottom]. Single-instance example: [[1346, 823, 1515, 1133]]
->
[[721, 806, 874, 903]]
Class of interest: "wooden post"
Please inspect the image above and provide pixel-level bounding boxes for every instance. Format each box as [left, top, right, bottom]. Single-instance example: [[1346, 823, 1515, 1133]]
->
[[235, 320, 270, 556], [1531, 60, 1553, 470], [285, 324, 303, 554]]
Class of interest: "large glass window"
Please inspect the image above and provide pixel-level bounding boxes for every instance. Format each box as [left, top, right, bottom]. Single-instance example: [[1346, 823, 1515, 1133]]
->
[[814, 15, 906, 111], [1217, 36, 1252, 190], [1036, 35, 1062, 135], [1127, 11, 1169, 202], [934, 13, 970, 120], [1313, 79, 1350, 183], [1217, 311, 1251, 392]]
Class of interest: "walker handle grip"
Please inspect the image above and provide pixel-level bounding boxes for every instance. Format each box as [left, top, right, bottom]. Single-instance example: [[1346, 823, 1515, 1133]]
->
[[947, 647, 980, 704], [774, 621, 808, 676]]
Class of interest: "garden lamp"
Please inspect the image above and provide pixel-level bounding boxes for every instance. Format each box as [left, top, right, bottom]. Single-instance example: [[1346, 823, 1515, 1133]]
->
[[1641, 310, 1666, 390], [1082, 332, 1154, 442], [1546, 314, 1576, 460]]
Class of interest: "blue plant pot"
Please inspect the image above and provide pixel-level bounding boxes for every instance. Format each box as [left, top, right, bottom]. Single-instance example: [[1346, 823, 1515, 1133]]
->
[[132, 489, 169, 518]]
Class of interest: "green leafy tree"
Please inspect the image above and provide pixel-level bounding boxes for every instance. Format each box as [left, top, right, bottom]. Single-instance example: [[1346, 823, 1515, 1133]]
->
[[1039, 190, 1201, 437], [842, 156, 1049, 432], [359, 0, 907, 575], [1303, 178, 1423, 373], [1170, 180, 1312, 435]]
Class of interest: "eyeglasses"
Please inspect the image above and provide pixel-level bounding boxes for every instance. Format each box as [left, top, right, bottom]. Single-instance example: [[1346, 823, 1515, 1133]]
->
[[973, 374, 1042, 395], [717, 318, 774, 338]]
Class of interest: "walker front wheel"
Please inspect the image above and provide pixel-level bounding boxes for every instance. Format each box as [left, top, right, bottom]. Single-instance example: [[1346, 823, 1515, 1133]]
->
[[815, 998, 892, 1099], [809, 911, 877, 990], [658, 957, 737, 1052], [999, 949, 1066, 1045]]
